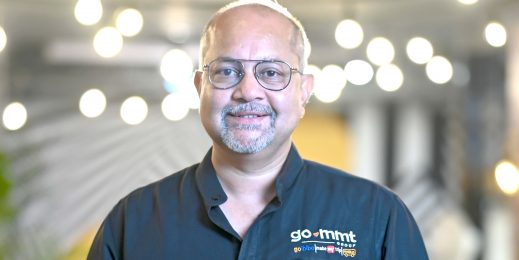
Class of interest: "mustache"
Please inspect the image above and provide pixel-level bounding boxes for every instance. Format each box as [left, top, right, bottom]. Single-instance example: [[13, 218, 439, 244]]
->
[[221, 102, 275, 116]]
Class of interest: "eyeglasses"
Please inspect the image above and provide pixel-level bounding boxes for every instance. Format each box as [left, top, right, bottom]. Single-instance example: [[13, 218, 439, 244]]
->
[[202, 58, 303, 91]]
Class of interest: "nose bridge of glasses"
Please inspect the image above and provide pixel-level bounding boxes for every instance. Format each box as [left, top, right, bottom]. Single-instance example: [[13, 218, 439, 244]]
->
[[232, 60, 264, 86], [236, 59, 261, 74], [239, 63, 263, 87]]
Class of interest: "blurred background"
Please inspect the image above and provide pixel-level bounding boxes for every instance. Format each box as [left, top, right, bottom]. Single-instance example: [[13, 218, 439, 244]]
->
[[0, 0, 518, 259]]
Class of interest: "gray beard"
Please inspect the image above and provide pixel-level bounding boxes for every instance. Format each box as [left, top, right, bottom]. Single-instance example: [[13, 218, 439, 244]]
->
[[219, 102, 276, 154]]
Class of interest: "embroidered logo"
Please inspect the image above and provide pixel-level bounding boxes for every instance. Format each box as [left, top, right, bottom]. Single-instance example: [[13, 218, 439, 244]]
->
[[291, 228, 357, 258]]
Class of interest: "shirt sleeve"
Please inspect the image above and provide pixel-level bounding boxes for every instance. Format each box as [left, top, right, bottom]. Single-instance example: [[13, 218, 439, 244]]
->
[[382, 195, 429, 260]]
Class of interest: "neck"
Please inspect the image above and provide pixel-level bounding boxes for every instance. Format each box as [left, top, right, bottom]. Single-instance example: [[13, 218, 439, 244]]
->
[[211, 141, 291, 198]]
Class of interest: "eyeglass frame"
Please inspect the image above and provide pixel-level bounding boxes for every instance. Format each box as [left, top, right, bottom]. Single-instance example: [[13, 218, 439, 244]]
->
[[202, 58, 304, 91]]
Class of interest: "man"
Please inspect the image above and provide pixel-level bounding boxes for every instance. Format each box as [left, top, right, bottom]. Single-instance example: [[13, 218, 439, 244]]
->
[[88, 0, 429, 259]]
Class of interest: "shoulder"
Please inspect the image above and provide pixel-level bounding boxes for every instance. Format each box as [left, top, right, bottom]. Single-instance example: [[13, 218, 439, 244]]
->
[[111, 163, 199, 215], [301, 160, 402, 204], [88, 163, 202, 259]]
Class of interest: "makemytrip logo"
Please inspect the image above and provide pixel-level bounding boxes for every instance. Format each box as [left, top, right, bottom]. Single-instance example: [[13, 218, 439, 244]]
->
[[293, 244, 357, 257]]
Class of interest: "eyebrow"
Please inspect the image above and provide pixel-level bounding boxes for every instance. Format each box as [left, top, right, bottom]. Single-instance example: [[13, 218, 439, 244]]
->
[[215, 55, 280, 61]]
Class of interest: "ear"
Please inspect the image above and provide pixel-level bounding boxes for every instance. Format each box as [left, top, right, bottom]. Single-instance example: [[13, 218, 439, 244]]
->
[[194, 70, 203, 95], [300, 74, 314, 107], [298, 74, 314, 118]]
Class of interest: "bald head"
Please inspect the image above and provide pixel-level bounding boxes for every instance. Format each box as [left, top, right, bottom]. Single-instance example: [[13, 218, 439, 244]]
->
[[198, 1, 309, 70]]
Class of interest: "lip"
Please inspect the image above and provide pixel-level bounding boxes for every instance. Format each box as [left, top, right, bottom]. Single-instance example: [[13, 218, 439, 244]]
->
[[225, 112, 270, 125], [230, 112, 268, 118]]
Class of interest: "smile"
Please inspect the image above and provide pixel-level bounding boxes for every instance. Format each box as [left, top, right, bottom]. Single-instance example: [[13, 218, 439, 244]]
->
[[239, 115, 260, 118], [229, 112, 268, 119], [221, 102, 276, 125]]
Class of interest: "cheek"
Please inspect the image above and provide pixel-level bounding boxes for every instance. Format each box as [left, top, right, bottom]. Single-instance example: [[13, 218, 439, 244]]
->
[[199, 89, 228, 119], [271, 92, 305, 120]]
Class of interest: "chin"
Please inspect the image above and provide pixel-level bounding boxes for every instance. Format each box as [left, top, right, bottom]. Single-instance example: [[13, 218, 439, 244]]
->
[[223, 139, 272, 154]]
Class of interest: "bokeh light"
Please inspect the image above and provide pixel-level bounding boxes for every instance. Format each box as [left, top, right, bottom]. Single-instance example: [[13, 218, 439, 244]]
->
[[426, 56, 453, 85], [344, 59, 373, 86], [2, 102, 28, 131], [115, 8, 144, 37], [495, 160, 519, 196], [485, 22, 507, 48], [335, 19, 364, 50], [184, 86, 200, 110], [0, 26, 7, 53], [164, 79, 200, 110], [313, 64, 346, 103], [304, 64, 322, 97], [93, 27, 124, 58], [458, 0, 479, 5], [79, 88, 107, 118], [160, 49, 194, 87], [120, 96, 148, 125], [376, 64, 404, 92], [304, 64, 321, 75], [406, 37, 434, 64], [314, 87, 343, 104], [366, 37, 395, 66], [74, 0, 103, 26], [162, 93, 190, 121]]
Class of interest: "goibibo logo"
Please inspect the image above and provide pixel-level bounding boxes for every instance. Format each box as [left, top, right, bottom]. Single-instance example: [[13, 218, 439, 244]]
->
[[290, 228, 357, 243]]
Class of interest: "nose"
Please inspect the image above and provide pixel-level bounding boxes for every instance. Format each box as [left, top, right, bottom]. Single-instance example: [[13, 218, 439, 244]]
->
[[231, 70, 265, 102]]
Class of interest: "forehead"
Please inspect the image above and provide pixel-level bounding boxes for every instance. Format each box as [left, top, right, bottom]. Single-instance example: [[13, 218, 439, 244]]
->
[[206, 5, 296, 58], [217, 4, 292, 22]]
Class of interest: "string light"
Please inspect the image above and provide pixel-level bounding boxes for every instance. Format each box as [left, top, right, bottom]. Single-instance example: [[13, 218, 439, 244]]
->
[[406, 37, 434, 65], [74, 0, 103, 26], [495, 160, 519, 196], [19, 0, 511, 124], [457, 0, 478, 5], [160, 49, 193, 85], [79, 89, 107, 118], [376, 64, 404, 92], [313, 64, 346, 103], [485, 21, 507, 48], [335, 19, 364, 49], [162, 94, 190, 121], [2, 102, 28, 131], [344, 60, 373, 86], [426, 56, 453, 85], [93, 27, 124, 58], [120, 96, 148, 125], [116, 8, 144, 37], [366, 37, 395, 66]]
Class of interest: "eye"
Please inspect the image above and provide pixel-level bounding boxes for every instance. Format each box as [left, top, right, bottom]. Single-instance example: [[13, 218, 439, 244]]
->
[[210, 61, 242, 81], [257, 66, 286, 83], [263, 69, 281, 78], [217, 68, 240, 77], [256, 61, 289, 78]]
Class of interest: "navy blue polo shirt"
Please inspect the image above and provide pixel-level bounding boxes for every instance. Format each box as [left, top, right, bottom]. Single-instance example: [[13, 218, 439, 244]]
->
[[88, 145, 429, 259]]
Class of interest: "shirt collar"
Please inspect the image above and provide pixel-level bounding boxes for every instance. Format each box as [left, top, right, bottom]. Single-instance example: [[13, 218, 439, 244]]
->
[[274, 144, 305, 202], [195, 144, 305, 208], [195, 148, 227, 209]]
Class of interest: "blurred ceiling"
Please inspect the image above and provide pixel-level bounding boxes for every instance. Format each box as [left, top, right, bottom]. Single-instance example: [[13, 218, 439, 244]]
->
[[0, 0, 518, 109]]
